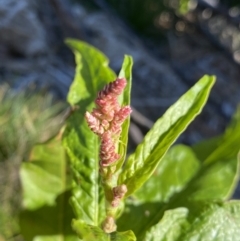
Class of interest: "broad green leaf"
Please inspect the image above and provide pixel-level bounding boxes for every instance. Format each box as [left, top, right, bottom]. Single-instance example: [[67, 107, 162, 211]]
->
[[110, 230, 136, 241], [72, 219, 136, 241], [20, 135, 69, 210], [116, 55, 133, 172], [122, 150, 238, 239], [189, 107, 240, 200], [179, 156, 239, 202], [144, 208, 189, 241], [171, 121, 240, 202], [117, 145, 200, 236], [182, 201, 240, 240], [117, 199, 162, 239], [63, 111, 105, 225], [191, 135, 221, 162], [20, 191, 79, 241], [118, 75, 216, 196], [143, 201, 240, 241], [19, 135, 78, 240], [65, 39, 116, 106], [118, 127, 240, 238], [63, 39, 118, 225], [72, 219, 108, 241], [134, 145, 200, 202], [203, 124, 240, 167]]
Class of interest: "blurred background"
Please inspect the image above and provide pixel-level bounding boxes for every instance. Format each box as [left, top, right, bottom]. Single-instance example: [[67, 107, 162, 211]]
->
[[0, 0, 240, 240]]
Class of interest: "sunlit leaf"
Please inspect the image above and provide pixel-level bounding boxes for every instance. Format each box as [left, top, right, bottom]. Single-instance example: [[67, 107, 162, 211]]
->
[[20, 135, 78, 240], [116, 55, 133, 172], [144, 201, 240, 241], [63, 39, 117, 225], [118, 75, 216, 197]]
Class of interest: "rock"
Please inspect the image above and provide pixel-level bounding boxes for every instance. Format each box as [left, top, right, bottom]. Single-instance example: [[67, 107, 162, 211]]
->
[[77, 10, 188, 120], [0, 0, 48, 56], [0, 54, 74, 100], [169, 32, 240, 118]]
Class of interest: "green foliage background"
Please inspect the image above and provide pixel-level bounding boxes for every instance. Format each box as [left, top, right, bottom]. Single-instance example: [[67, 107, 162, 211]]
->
[[13, 40, 240, 241]]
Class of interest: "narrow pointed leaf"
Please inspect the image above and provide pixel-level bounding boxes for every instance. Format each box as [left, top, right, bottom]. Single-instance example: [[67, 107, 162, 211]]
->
[[189, 108, 240, 200], [118, 109, 240, 238], [116, 55, 133, 172], [118, 75, 216, 196], [193, 105, 240, 163]]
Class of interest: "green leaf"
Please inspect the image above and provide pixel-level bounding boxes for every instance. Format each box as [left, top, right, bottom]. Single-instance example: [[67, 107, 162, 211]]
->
[[144, 201, 240, 241], [65, 39, 116, 106], [143, 208, 189, 241], [110, 230, 136, 241], [20, 191, 79, 241], [191, 135, 221, 162], [118, 55, 133, 107], [72, 219, 136, 241], [118, 75, 216, 196], [181, 201, 240, 241], [117, 199, 162, 239], [202, 126, 240, 167], [190, 107, 240, 200], [118, 126, 240, 238], [20, 135, 69, 210], [193, 105, 240, 163], [19, 136, 78, 240], [72, 219, 108, 241], [121, 147, 238, 239], [179, 157, 239, 202], [116, 55, 133, 172], [134, 145, 200, 202], [63, 39, 118, 225], [64, 40, 134, 225], [63, 110, 105, 225], [117, 145, 200, 236]]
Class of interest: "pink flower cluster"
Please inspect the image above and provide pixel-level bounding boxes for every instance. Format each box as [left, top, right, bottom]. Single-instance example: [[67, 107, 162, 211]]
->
[[111, 184, 128, 207], [85, 78, 132, 167]]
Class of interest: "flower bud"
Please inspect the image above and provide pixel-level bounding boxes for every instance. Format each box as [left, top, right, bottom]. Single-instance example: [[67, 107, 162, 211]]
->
[[102, 216, 117, 233]]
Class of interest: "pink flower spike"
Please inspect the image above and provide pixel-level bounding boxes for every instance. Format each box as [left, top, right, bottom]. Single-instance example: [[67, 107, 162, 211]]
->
[[85, 77, 131, 169], [110, 106, 132, 134], [85, 111, 104, 135], [111, 184, 128, 207], [98, 78, 127, 98], [113, 184, 127, 199], [115, 106, 132, 123]]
